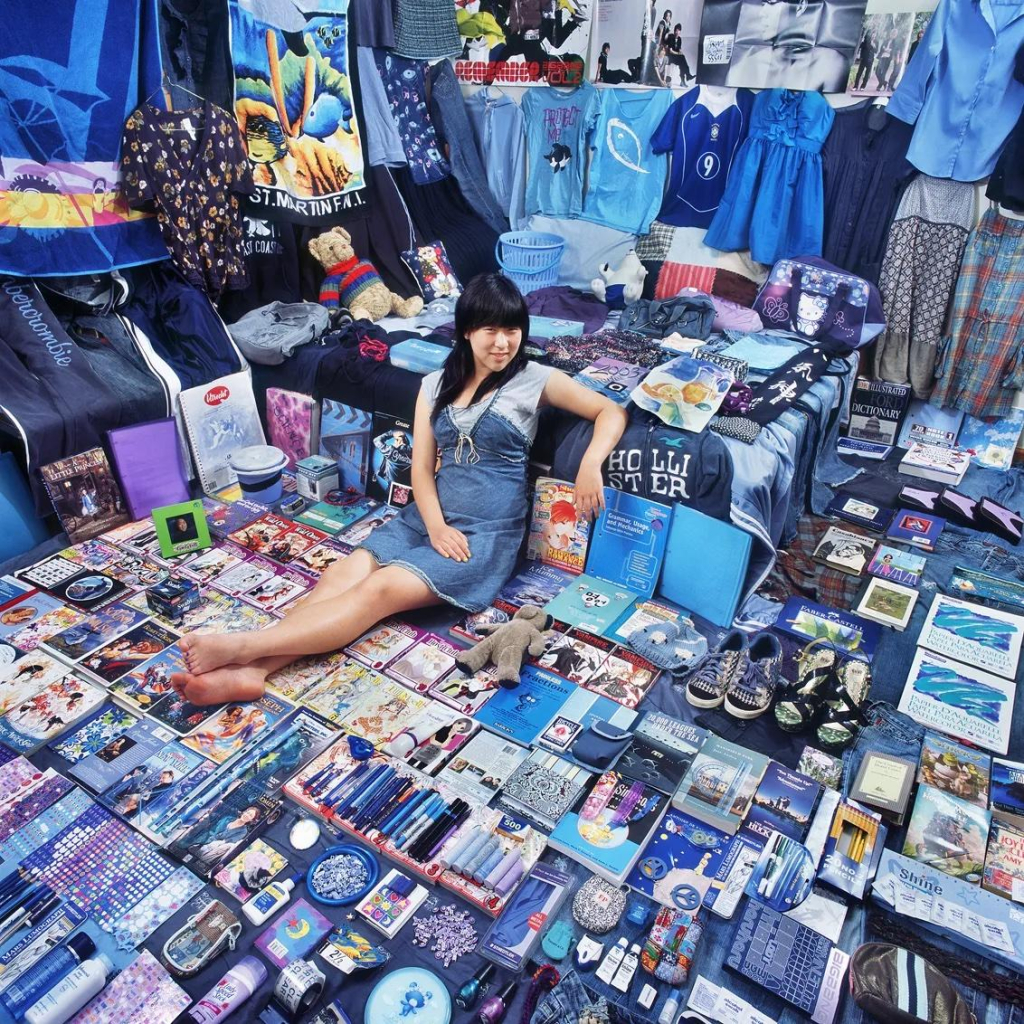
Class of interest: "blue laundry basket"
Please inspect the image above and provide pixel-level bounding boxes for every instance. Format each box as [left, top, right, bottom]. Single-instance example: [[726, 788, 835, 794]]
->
[[495, 231, 565, 295]]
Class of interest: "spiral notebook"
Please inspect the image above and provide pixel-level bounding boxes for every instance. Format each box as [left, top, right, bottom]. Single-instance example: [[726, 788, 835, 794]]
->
[[179, 372, 265, 494], [108, 418, 190, 520]]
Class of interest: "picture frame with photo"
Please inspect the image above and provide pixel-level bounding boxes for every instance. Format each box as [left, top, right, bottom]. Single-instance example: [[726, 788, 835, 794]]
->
[[152, 500, 212, 559]]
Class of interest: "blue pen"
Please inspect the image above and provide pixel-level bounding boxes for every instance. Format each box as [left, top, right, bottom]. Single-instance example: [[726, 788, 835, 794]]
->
[[332, 763, 388, 815], [302, 760, 337, 793], [381, 787, 430, 837], [321, 762, 371, 809], [310, 760, 361, 800], [354, 775, 404, 830], [365, 780, 413, 832], [394, 793, 443, 848], [400, 797, 447, 851], [0, 882, 44, 922], [342, 766, 395, 820]]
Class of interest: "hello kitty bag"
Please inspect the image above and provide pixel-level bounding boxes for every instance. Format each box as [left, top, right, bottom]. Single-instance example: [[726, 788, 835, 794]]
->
[[752, 256, 884, 349]]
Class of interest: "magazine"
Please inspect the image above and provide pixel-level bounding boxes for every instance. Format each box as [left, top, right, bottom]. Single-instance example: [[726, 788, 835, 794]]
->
[[916, 731, 991, 809], [903, 785, 991, 882], [526, 478, 589, 575], [181, 694, 292, 763]]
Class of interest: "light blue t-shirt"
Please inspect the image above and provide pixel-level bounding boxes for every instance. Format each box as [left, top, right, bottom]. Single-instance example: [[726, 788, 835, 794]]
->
[[581, 88, 673, 235], [522, 83, 601, 219]]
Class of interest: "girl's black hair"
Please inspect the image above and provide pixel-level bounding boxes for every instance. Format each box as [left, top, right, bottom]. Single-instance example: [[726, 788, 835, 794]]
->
[[432, 273, 530, 418]]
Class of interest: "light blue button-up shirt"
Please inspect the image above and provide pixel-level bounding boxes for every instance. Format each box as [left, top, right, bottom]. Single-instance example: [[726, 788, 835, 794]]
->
[[887, 0, 1024, 182]]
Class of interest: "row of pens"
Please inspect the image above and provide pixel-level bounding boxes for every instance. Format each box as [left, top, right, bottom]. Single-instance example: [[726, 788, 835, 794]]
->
[[300, 757, 527, 895], [0, 870, 61, 947]]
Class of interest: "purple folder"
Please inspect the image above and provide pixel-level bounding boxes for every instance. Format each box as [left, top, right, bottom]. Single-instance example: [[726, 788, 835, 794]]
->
[[107, 418, 190, 520]]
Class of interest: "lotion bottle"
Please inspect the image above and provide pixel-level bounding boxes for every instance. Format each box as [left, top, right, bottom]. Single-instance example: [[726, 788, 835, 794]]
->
[[241, 872, 301, 925], [610, 943, 641, 992], [595, 937, 628, 984], [23, 954, 112, 1024], [0, 933, 96, 1019]]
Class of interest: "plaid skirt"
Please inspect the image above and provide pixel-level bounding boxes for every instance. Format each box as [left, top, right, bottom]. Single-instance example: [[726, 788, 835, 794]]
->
[[931, 209, 1024, 420]]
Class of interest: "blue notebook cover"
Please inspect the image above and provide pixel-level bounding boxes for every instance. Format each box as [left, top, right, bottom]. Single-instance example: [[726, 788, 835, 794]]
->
[[886, 509, 945, 549], [543, 573, 638, 636], [586, 489, 670, 598], [657, 504, 752, 628], [0, 576, 34, 609], [473, 665, 576, 745], [776, 596, 882, 660]]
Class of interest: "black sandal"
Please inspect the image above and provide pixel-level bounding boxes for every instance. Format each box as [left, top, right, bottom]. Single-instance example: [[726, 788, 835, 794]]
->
[[774, 639, 839, 734], [816, 656, 872, 751]]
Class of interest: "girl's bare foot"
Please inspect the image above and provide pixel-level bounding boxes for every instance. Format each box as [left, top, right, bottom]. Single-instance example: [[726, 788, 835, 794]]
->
[[180, 632, 251, 676], [170, 664, 267, 705]]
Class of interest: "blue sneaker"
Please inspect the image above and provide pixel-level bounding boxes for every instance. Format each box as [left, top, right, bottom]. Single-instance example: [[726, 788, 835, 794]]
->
[[724, 631, 783, 719], [684, 630, 749, 709]]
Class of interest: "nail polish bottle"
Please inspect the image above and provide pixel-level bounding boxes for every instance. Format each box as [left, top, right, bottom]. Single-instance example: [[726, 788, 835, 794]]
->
[[477, 980, 517, 1024], [455, 963, 494, 1010]]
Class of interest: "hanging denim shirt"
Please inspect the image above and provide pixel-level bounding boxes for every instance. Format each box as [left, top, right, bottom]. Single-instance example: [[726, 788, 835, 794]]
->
[[466, 88, 528, 227], [887, 0, 1024, 181]]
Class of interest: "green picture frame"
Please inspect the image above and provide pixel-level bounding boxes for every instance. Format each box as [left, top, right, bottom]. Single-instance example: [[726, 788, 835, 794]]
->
[[152, 499, 212, 558]]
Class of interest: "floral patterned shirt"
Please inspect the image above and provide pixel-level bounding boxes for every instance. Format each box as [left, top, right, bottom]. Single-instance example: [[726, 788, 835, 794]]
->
[[121, 102, 254, 300]]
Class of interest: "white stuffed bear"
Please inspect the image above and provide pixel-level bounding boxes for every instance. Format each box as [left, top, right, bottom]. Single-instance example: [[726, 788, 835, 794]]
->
[[590, 250, 648, 309]]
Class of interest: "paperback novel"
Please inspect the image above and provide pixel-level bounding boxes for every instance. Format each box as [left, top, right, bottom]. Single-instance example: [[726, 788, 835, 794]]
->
[[673, 736, 769, 835], [39, 448, 129, 544], [866, 545, 925, 588]]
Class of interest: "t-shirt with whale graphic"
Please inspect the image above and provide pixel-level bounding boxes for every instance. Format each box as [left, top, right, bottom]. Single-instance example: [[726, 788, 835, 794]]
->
[[522, 83, 600, 219]]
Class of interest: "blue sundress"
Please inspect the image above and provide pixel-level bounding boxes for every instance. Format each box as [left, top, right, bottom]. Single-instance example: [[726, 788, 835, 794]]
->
[[361, 362, 555, 612], [704, 89, 835, 266]]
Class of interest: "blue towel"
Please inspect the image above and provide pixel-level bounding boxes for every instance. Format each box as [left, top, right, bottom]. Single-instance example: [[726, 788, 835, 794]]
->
[[0, 0, 167, 276]]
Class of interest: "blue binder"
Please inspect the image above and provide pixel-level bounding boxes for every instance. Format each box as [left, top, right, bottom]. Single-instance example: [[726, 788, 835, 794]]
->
[[657, 504, 752, 627]]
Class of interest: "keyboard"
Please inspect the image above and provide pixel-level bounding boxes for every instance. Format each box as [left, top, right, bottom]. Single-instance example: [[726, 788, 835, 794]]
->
[[726, 899, 835, 1013]]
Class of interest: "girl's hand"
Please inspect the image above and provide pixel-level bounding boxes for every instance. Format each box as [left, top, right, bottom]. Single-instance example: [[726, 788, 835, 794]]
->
[[430, 525, 471, 561], [575, 461, 606, 521]]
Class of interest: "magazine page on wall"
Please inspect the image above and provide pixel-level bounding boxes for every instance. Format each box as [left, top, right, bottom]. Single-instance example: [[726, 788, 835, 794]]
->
[[593, 0, 702, 88], [452, 0, 592, 85], [846, 0, 937, 98], [697, 0, 870, 91]]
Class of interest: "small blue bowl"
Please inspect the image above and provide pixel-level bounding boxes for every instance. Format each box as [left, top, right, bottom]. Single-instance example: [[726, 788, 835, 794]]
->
[[307, 844, 379, 906]]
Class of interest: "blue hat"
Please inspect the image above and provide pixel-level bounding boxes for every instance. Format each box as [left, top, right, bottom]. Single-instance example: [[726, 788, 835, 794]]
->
[[626, 620, 708, 671]]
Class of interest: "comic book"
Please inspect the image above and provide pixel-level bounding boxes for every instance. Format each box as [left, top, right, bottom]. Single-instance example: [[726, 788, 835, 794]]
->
[[526, 478, 589, 575]]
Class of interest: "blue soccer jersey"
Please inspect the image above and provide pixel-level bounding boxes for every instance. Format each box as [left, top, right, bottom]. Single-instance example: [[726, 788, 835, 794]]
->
[[652, 87, 754, 229]]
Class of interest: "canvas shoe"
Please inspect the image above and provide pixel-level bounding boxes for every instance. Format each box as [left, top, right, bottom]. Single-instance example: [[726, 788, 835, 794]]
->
[[724, 631, 783, 719], [684, 630, 749, 709]]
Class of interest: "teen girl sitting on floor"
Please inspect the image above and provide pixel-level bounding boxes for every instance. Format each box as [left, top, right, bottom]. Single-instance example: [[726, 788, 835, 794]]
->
[[171, 274, 628, 705]]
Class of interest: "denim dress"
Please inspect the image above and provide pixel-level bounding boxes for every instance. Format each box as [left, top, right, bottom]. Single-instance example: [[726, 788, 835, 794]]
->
[[361, 363, 554, 612]]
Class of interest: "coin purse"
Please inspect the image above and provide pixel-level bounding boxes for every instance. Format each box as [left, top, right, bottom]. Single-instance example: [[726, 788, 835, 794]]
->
[[572, 875, 627, 934]]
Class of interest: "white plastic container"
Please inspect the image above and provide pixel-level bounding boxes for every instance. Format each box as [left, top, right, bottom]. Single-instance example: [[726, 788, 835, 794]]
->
[[23, 954, 112, 1024], [228, 445, 288, 502]]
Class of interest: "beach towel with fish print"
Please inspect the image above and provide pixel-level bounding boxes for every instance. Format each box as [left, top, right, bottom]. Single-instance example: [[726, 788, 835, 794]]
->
[[229, 0, 369, 223]]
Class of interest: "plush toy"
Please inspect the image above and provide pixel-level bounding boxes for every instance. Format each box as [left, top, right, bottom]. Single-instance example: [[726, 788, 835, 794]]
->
[[590, 250, 648, 309], [454, 605, 554, 688], [308, 226, 424, 322]]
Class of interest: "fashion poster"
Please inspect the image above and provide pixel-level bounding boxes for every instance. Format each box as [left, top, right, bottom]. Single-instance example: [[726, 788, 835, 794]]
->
[[229, 0, 368, 222], [594, 0, 701, 87], [697, 0, 869, 92], [453, 0, 592, 86], [847, 1, 935, 96]]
